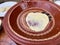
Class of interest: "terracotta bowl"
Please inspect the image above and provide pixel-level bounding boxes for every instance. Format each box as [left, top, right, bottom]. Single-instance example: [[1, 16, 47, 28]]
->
[[3, 1, 60, 45]]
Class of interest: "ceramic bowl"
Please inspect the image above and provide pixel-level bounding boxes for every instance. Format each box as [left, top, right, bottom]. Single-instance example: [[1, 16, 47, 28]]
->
[[3, 1, 60, 45]]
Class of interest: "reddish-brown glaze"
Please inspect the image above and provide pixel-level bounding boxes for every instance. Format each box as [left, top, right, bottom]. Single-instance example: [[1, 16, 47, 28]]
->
[[2, 1, 60, 45], [0, 17, 17, 45]]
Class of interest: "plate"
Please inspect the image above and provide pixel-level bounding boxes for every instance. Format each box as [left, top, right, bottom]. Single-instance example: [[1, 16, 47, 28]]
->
[[55, 1, 60, 6], [0, 1, 17, 17]]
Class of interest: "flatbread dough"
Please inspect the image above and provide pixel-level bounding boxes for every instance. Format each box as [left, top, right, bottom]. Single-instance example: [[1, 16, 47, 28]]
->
[[26, 12, 49, 32]]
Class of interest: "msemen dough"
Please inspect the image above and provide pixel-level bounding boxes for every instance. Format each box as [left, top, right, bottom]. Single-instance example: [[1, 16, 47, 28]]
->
[[26, 12, 49, 32]]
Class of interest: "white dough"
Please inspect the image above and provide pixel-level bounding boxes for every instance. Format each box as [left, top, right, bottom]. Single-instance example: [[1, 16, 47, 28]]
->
[[26, 12, 49, 32]]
